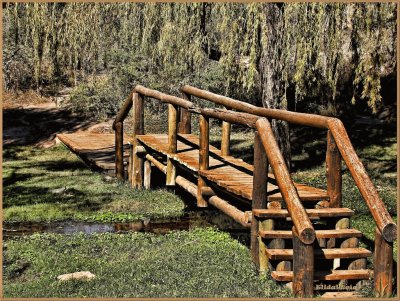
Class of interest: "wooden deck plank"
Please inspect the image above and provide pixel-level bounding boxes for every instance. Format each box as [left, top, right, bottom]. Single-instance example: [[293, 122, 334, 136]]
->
[[272, 269, 372, 281], [265, 248, 372, 260], [58, 132, 329, 203], [57, 133, 130, 172], [260, 229, 363, 239], [253, 208, 354, 219], [137, 134, 329, 202]]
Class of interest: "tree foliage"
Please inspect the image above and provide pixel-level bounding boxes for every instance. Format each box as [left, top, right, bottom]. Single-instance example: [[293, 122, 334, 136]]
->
[[3, 3, 396, 116]]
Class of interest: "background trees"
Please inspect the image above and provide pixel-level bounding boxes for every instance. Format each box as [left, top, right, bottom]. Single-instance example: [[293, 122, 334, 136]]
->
[[3, 3, 397, 160]]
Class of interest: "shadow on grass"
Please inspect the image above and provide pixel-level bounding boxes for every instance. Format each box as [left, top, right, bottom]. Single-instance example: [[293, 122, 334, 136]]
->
[[210, 117, 396, 178], [3, 171, 31, 186], [3, 183, 114, 210], [31, 159, 89, 172], [3, 106, 99, 147]]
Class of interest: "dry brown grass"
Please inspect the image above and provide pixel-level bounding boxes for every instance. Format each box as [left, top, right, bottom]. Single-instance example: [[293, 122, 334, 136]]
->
[[3, 90, 53, 108]]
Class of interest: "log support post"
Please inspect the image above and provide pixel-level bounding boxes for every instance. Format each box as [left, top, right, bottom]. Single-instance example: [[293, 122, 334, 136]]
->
[[144, 159, 152, 189], [178, 92, 191, 134], [326, 130, 342, 208], [251, 131, 268, 268], [115, 121, 124, 180], [197, 114, 209, 207], [374, 227, 393, 297], [128, 143, 133, 183], [292, 226, 314, 298], [131, 92, 144, 188], [220, 107, 231, 156], [166, 104, 178, 186]]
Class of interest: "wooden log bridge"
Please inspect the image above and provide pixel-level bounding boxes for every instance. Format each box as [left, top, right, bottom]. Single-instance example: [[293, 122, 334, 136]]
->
[[58, 85, 396, 298]]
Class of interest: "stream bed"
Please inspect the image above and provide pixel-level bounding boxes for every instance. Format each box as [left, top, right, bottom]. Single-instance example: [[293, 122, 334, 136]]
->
[[3, 210, 251, 245]]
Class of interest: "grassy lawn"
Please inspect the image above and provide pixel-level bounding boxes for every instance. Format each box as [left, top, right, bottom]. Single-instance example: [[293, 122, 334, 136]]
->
[[3, 228, 290, 298], [3, 144, 185, 223], [3, 120, 396, 298]]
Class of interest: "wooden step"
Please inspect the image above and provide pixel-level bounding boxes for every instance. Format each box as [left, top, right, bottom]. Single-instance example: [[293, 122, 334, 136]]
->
[[260, 229, 363, 239], [271, 269, 373, 281], [320, 292, 363, 298], [253, 208, 354, 219], [265, 248, 372, 260]]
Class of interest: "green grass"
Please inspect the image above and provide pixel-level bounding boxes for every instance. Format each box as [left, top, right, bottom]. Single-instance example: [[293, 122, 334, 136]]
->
[[3, 228, 290, 298], [3, 144, 185, 222], [3, 126, 396, 298], [292, 134, 397, 216]]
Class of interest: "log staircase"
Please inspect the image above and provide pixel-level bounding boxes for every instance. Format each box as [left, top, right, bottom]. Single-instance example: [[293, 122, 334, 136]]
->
[[58, 84, 397, 298], [255, 206, 373, 298]]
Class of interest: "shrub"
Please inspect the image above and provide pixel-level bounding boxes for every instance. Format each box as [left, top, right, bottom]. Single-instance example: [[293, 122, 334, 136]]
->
[[68, 76, 124, 120]]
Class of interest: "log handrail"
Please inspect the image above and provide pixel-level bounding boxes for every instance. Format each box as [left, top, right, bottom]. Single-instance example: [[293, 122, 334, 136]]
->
[[256, 118, 315, 244], [180, 85, 397, 243], [181, 85, 329, 128], [113, 93, 134, 130]]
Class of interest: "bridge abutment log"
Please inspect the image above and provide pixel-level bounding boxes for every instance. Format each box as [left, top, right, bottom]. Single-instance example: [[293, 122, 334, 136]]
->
[[220, 107, 231, 156], [115, 121, 124, 180], [178, 92, 191, 134], [271, 201, 292, 272], [330, 217, 350, 269], [326, 130, 342, 208], [251, 131, 268, 268], [258, 219, 273, 273], [292, 226, 314, 298], [374, 227, 393, 297], [197, 114, 209, 207], [131, 92, 144, 188], [166, 104, 178, 186]]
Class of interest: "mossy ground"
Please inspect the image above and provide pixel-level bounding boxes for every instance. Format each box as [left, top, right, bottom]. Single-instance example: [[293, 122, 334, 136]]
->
[[3, 144, 185, 223], [3, 119, 396, 298], [3, 228, 290, 298]]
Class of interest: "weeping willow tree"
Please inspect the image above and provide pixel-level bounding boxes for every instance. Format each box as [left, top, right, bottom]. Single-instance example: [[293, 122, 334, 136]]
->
[[3, 3, 396, 141], [218, 3, 397, 166]]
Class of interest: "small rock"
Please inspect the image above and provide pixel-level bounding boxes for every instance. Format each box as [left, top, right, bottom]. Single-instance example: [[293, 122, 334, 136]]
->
[[51, 187, 67, 194], [57, 271, 96, 281], [142, 218, 151, 227], [103, 175, 113, 182]]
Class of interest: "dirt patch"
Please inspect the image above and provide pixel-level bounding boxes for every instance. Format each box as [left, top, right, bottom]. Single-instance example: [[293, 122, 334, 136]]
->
[[3, 92, 113, 148], [3, 90, 54, 109]]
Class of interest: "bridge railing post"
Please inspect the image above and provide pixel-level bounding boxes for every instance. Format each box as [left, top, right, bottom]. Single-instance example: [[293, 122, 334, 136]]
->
[[197, 114, 209, 207], [115, 121, 124, 180], [166, 104, 178, 186], [130, 92, 144, 188], [178, 92, 191, 134], [374, 227, 393, 297], [220, 107, 231, 156], [326, 130, 342, 207], [292, 226, 314, 297], [251, 131, 268, 269]]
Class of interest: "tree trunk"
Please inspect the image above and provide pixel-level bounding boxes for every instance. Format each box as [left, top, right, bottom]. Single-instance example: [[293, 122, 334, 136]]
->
[[259, 4, 291, 169]]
